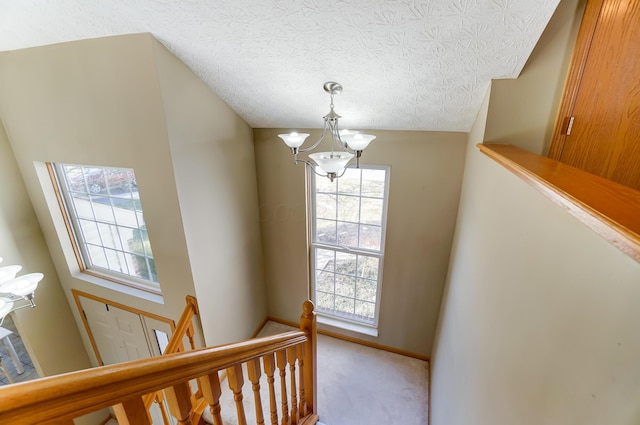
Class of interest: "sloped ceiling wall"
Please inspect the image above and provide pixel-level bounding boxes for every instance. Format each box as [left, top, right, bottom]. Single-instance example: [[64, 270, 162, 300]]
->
[[0, 0, 561, 132], [0, 34, 267, 367]]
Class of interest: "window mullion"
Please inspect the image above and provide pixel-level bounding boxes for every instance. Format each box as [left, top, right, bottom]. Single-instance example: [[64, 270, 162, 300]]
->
[[357, 169, 363, 248], [310, 242, 383, 258]]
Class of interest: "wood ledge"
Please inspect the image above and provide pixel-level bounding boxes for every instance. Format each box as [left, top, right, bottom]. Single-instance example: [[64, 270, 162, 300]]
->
[[478, 143, 640, 263]]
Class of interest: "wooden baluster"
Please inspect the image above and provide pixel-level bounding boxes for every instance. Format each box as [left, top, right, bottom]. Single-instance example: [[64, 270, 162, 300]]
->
[[300, 300, 317, 416], [165, 381, 194, 425], [187, 323, 196, 350], [296, 343, 307, 417], [155, 391, 172, 425], [276, 349, 290, 425], [199, 372, 224, 425], [287, 346, 298, 425], [247, 358, 266, 425], [263, 353, 279, 425], [227, 364, 248, 425], [185, 323, 204, 399], [114, 396, 152, 425]]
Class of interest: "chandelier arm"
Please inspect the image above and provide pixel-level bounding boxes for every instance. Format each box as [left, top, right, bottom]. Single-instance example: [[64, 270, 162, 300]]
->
[[294, 158, 351, 181], [338, 157, 363, 176], [0, 299, 34, 326], [329, 120, 347, 152], [333, 123, 353, 153], [298, 132, 326, 153], [298, 118, 330, 153], [11, 300, 35, 311], [294, 159, 326, 176]]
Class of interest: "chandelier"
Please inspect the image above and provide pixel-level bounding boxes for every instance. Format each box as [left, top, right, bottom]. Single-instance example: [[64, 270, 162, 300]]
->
[[0, 257, 43, 326], [278, 82, 376, 181]]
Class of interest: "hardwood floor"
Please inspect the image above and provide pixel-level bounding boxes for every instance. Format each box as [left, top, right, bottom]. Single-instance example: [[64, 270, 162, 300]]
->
[[0, 314, 39, 386]]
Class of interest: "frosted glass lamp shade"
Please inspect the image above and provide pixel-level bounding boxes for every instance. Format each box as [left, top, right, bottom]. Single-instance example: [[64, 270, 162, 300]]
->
[[345, 133, 376, 151], [338, 129, 359, 140], [278, 132, 310, 148], [0, 273, 43, 297], [309, 152, 354, 174], [0, 265, 22, 284], [0, 299, 14, 319]]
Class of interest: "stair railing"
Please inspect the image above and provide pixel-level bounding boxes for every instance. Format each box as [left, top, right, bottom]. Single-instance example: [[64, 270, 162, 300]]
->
[[143, 295, 203, 424], [0, 301, 318, 425], [164, 295, 202, 354]]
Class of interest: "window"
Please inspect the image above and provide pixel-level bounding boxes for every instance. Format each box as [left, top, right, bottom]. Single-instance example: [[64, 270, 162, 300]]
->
[[311, 166, 390, 328], [52, 163, 159, 292]]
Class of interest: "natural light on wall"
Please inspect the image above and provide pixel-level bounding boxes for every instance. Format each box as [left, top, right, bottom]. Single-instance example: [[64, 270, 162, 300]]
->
[[311, 166, 389, 329], [51, 164, 159, 293]]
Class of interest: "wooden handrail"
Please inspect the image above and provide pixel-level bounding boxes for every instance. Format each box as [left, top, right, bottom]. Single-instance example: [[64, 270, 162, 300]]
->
[[142, 295, 201, 414], [0, 331, 307, 424], [164, 295, 200, 354], [0, 300, 317, 425], [478, 143, 640, 262]]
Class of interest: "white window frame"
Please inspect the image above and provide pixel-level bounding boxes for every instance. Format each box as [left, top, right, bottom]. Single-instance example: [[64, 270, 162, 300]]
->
[[309, 165, 390, 331], [50, 163, 160, 294]]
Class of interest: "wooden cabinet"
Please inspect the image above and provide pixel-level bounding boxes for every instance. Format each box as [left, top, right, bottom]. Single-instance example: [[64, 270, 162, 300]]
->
[[549, 0, 640, 190]]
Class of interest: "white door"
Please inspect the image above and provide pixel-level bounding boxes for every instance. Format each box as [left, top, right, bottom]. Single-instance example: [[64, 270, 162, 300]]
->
[[79, 297, 176, 424], [80, 297, 152, 365]]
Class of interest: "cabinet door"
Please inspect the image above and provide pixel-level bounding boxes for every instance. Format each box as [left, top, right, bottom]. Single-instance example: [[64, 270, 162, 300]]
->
[[551, 0, 640, 190]]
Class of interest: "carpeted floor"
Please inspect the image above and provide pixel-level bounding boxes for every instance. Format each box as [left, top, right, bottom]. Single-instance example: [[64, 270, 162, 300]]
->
[[256, 321, 429, 425]]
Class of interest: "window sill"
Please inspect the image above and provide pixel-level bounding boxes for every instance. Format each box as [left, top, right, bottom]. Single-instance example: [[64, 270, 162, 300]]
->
[[317, 314, 379, 337], [478, 143, 640, 263], [73, 271, 165, 304]]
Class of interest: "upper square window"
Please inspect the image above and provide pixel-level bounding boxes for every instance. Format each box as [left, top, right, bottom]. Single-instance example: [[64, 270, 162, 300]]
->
[[52, 163, 159, 293]]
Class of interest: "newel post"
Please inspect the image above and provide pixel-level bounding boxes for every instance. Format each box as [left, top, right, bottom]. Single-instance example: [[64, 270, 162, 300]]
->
[[300, 300, 317, 415]]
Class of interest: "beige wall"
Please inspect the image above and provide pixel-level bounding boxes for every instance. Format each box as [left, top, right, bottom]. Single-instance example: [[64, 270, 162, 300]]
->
[[153, 40, 267, 345], [254, 128, 467, 356], [431, 133, 640, 425], [431, 1, 640, 423], [0, 32, 268, 368], [484, 0, 586, 155], [0, 34, 199, 365], [0, 119, 93, 377]]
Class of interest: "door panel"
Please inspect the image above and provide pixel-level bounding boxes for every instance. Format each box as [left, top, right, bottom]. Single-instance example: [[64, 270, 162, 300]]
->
[[555, 0, 640, 190], [76, 294, 176, 424], [80, 297, 152, 365]]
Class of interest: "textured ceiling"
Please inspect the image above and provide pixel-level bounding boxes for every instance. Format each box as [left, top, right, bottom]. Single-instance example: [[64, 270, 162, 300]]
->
[[0, 0, 559, 132]]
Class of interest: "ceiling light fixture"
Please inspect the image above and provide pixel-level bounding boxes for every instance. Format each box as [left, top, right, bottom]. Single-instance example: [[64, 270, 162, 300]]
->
[[278, 82, 376, 181], [0, 257, 44, 326]]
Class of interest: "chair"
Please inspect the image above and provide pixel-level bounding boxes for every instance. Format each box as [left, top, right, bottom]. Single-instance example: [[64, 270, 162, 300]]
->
[[0, 356, 13, 384], [0, 327, 23, 375]]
